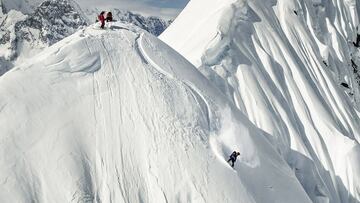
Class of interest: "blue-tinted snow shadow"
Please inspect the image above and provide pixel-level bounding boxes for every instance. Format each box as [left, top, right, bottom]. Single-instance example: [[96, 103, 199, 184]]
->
[[287, 150, 359, 203], [0, 57, 13, 76]]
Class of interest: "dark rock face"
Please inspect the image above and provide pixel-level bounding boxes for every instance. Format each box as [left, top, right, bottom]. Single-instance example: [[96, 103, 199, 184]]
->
[[352, 59, 360, 86], [0, 0, 88, 75], [341, 82, 350, 88], [15, 0, 87, 46], [0, 30, 10, 45], [354, 34, 360, 47]]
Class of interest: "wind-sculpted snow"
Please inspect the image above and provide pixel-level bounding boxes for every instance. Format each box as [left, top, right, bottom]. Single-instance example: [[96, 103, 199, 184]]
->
[[161, 0, 360, 202], [0, 22, 312, 202]]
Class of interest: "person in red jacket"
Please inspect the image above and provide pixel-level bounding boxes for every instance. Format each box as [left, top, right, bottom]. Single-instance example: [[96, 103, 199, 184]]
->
[[98, 11, 105, 29]]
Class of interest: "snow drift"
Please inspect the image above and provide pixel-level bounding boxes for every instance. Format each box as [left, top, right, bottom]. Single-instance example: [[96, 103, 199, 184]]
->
[[161, 0, 360, 202], [0, 23, 312, 202]]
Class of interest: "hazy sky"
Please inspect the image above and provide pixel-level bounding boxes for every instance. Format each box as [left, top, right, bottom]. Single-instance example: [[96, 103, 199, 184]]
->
[[75, 0, 190, 19]]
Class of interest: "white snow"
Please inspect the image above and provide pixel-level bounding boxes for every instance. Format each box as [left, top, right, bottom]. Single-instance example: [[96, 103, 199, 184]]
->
[[0, 22, 312, 202], [1, 0, 360, 202], [161, 0, 360, 202]]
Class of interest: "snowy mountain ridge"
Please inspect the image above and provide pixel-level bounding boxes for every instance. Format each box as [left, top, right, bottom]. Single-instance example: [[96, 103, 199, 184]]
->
[[0, 0, 171, 76], [0, 21, 313, 203], [0, 0, 359, 202], [83, 8, 172, 37], [0, 0, 87, 58]]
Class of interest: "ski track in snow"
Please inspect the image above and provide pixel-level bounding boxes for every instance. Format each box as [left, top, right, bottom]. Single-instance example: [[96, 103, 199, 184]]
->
[[136, 33, 212, 131], [136, 33, 175, 80], [135, 30, 313, 203]]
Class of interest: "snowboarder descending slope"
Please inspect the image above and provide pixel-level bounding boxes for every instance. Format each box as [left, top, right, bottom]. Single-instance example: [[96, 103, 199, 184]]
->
[[227, 151, 240, 168], [98, 11, 106, 29]]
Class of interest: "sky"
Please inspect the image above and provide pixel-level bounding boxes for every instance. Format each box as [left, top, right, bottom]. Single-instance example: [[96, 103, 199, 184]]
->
[[74, 0, 190, 19]]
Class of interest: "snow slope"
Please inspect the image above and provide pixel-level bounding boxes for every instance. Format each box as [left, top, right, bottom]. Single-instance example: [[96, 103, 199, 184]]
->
[[161, 0, 360, 202], [0, 22, 312, 202]]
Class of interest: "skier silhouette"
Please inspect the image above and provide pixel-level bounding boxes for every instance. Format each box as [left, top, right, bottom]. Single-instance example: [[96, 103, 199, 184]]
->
[[227, 151, 240, 168]]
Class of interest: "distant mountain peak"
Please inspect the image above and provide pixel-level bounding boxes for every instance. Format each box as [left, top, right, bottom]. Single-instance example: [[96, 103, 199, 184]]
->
[[19, 0, 88, 45], [0, 0, 171, 76], [0, 0, 87, 65]]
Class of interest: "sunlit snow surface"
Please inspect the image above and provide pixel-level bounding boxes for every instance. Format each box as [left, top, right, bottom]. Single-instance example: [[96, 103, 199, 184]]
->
[[1, 0, 360, 201], [161, 0, 360, 202], [0, 23, 313, 202]]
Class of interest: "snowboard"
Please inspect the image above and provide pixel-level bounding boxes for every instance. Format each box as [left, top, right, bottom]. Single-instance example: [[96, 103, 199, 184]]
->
[[227, 160, 235, 168]]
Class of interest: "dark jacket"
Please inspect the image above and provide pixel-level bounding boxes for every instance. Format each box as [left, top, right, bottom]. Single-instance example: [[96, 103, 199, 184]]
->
[[106, 12, 113, 22], [230, 151, 239, 160]]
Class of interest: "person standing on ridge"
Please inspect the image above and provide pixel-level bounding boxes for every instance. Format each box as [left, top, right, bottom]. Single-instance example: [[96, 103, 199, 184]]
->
[[227, 151, 240, 168], [98, 11, 106, 29], [106, 12, 113, 22]]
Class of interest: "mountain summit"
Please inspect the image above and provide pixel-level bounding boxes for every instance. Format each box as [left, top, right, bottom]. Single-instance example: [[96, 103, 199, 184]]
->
[[0, 0, 171, 76]]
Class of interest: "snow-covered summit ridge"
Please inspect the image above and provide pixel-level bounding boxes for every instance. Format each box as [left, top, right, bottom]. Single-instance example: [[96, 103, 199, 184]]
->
[[0, 22, 313, 202], [161, 0, 360, 202], [83, 8, 172, 36], [0, 0, 171, 76]]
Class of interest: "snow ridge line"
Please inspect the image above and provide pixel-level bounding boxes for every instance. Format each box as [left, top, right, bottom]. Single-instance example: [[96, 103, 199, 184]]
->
[[136, 33, 213, 199], [184, 83, 212, 131], [136, 33, 213, 131], [134, 34, 149, 65], [136, 33, 175, 80]]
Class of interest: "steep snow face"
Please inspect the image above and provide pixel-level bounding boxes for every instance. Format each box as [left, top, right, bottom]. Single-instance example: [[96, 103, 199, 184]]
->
[[0, 22, 312, 202], [161, 0, 360, 202]]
